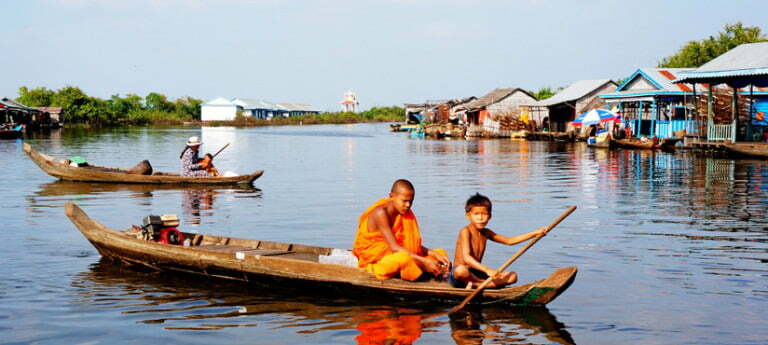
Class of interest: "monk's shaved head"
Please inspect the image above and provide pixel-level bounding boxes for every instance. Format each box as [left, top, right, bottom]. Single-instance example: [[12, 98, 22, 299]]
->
[[391, 179, 414, 194]]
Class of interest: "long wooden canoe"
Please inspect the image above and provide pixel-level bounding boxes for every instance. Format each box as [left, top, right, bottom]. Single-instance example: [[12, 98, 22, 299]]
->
[[24, 143, 263, 185], [614, 138, 658, 150], [724, 142, 768, 158], [65, 202, 577, 307]]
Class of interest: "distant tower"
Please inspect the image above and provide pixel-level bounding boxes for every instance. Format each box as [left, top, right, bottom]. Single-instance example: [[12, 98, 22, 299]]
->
[[340, 90, 359, 112]]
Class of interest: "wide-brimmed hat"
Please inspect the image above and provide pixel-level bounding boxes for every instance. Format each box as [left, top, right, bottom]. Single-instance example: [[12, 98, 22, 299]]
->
[[186, 136, 201, 146]]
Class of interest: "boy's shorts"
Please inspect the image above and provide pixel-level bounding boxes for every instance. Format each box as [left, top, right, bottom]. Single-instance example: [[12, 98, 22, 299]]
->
[[447, 267, 489, 288]]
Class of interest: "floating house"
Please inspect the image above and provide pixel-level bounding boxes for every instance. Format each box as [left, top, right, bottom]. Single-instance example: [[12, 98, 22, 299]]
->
[[403, 100, 448, 123], [524, 79, 616, 132], [599, 68, 700, 139], [200, 98, 319, 121], [674, 42, 768, 143], [0, 98, 39, 125], [458, 88, 536, 126], [35, 107, 62, 123], [433, 97, 476, 123]]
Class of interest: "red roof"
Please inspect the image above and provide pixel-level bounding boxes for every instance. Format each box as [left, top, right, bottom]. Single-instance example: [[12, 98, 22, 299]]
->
[[659, 70, 692, 92]]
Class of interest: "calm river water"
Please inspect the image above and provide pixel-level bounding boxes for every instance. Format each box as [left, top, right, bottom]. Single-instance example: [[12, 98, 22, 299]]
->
[[1, 123, 766, 345]]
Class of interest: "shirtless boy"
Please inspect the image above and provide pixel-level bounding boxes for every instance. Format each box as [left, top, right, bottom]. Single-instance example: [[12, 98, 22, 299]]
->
[[353, 179, 450, 281], [449, 193, 547, 289]]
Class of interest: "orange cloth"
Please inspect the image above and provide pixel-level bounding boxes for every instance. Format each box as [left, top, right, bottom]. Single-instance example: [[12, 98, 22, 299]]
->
[[355, 310, 422, 345], [354, 198, 439, 281], [353, 198, 424, 266]]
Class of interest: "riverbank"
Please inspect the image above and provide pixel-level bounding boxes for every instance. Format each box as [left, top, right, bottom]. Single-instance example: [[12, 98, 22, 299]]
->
[[191, 108, 403, 127]]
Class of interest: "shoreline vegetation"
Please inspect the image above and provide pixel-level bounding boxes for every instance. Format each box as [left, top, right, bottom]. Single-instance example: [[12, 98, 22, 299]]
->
[[205, 106, 404, 127], [15, 86, 404, 128]]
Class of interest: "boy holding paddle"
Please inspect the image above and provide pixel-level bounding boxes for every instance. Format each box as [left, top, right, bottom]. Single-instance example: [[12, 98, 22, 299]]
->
[[448, 193, 548, 289]]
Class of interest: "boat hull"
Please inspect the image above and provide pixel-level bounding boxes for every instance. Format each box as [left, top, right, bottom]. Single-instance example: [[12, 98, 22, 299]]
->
[[0, 129, 23, 139], [65, 202, 577, 307], [615, 138, 657, 150], [725, 143, 768, 158], [24, 143, 263, 185]]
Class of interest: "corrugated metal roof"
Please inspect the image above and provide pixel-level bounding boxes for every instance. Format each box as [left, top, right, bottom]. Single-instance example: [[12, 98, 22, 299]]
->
[[674, 42, 768, 84], [630, 68, 694, 92], [675, 67, 768, 82], [202, 97, 236, 106], [527, 79, 615, 107], [463, 88, 531, 111], [234, 98, 318, 112], [695, 42, 768, 72]]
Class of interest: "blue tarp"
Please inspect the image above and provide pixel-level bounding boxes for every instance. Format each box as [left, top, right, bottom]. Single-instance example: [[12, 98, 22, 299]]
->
[[752, 99, 768, 126]]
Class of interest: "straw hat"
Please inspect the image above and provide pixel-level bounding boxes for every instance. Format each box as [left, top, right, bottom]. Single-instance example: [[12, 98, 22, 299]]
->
[[186, 136, 201, 146]]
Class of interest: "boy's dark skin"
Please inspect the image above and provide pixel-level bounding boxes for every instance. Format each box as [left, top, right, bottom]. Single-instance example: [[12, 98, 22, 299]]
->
[[453, 202, 547, 289], [367, 179, 450, 277]]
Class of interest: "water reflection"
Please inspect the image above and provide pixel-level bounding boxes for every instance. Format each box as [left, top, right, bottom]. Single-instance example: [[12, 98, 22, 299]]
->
[[449, 308, 575, 345], [30, 180, 262, 225], [182, 189, 216, 225], [71, 261, 575, 344], [35, 180, 257, 197]]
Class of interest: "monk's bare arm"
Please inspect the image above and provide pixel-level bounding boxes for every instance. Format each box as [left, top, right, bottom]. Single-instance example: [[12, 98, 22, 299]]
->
[[459, 228, 494, 275], [421, 245, 450, 266], [368, 207, 410, 254], [486, 227, 547, 246]]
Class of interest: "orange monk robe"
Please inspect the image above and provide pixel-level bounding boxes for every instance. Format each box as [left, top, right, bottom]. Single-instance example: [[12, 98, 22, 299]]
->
[[353, 198, 447, 281], [355, 310, 422, 345]]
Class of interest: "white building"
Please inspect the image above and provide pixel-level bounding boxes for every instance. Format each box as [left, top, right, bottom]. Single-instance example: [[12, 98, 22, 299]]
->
[[201, 97, 319, 121], [201, 97, 239, 121]]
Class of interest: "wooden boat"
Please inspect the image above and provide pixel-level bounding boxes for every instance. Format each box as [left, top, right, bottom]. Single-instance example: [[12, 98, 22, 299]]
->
[[614, 138, 658, 150], [390, 123, 420, 132], [76, 261, 575, 344], [24, 143, 263, 185], [660, 137, 682, 151], [0, 125, 24, 139], [724, 142, 768, 158], [65, 202, 577, 307], [587, 137, 614, 149]]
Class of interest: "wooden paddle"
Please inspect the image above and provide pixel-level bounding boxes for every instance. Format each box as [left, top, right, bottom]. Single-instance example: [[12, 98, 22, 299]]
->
[[211, 143, 230, 158], [448, 205, 577, 314]]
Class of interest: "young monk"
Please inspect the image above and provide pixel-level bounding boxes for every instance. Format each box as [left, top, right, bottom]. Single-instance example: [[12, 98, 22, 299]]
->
[[449, 193, 548, 289], [353, 179, 451, 281]]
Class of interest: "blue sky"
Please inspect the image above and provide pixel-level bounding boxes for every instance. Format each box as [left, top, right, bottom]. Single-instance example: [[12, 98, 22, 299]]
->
[[2, 0, 766, 111]]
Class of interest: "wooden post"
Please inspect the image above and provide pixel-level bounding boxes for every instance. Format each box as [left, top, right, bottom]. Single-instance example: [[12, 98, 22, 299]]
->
[[635, 101, 643, 138], [748, 84, 754, 141], [651, 100, 657, 138], [707, 84, 714, 141], [732, 86, 738, 142], [692, 83, 697, 135]]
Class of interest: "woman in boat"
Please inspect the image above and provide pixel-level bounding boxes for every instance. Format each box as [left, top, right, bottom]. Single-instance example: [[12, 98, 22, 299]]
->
[[180, 136, 213, 177]]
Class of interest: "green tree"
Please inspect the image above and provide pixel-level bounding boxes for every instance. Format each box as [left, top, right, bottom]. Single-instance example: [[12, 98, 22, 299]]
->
[[144, 92, 175, 113], [51, 86, 90, 123], [174, 96, 203, 120], [658, 22, 767, 68], [17, 86, 55, 107], [535, 87, 557, 100], [106, 94, 143, 123]]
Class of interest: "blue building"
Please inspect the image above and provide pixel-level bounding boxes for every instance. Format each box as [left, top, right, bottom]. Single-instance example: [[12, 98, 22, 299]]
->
[[599, 68, 699, 139], [674, 42, 768, 142]]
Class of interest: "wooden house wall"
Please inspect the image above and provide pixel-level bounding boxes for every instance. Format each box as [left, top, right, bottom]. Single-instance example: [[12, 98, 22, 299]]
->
[[624, 77, 656, 91], [487, 91, 537, 118], [576, 83, 617, 113]]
